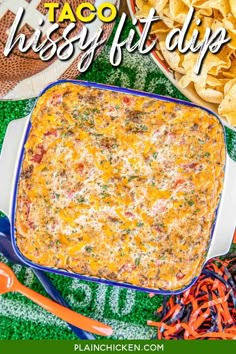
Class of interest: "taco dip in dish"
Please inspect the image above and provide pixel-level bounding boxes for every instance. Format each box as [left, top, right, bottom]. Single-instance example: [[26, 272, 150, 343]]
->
[[127, 0, 236, 130], [0, 80, 235, 295]]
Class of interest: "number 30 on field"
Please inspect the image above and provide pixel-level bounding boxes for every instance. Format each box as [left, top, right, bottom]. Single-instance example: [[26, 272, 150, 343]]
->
[[44, 2, 117, 23]]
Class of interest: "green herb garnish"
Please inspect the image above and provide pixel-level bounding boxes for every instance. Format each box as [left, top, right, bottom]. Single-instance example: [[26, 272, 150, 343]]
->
[[128, 175, 139, 182], [85, 246, 93, 253], [153, 152, 158, 160], [137, 222, 144, 227]]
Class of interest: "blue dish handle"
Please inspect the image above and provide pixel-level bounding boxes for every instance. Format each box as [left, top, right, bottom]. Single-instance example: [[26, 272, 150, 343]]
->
[[0, 217, 95, 340], [0, 216, 11, 235], [32, 268, 95, 340]]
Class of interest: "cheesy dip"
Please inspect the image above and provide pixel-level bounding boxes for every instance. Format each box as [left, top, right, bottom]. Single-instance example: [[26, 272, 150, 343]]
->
[[15, 83, 225, 291]]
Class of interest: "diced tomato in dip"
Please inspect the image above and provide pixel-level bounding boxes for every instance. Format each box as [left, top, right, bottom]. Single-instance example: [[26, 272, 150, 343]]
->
[[15, 83, 225, 291]]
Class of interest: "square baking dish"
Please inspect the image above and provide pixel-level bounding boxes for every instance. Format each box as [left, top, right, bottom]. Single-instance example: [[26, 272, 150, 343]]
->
[[0, 80, 235, 295]]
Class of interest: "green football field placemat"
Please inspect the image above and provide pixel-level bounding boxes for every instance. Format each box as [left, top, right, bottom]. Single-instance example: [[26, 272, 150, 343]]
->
[[0, 21, 236, 340]]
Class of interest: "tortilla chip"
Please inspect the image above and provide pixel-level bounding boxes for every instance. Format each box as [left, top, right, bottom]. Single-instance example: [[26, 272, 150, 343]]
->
[[159, 41, 185, 74], [179, 52, 225, 88], [134, 0, 236, 126], [219, 82, 236, 124], [161, 8, 177, 28], [229, 0, 236, 19], [169, 0, 190, 24], [181, 0, 193, 6], [208, 46, 233, 76], [223, 77, 236, 94], [193, 0, 231, 16], [150, 22, 169, 34], [222, 58, 236, 78], [185, 15, 213, 41], [194, 82, 223, 104], [206, 76, 229, 93], [136, 0, 168, 17]]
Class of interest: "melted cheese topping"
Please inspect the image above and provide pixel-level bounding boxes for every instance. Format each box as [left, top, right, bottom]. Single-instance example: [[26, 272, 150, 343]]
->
[[15, 83, 225, 291]]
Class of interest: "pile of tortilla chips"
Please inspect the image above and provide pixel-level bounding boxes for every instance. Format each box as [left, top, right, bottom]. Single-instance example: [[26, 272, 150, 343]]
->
[[135, 0, 236, 126]]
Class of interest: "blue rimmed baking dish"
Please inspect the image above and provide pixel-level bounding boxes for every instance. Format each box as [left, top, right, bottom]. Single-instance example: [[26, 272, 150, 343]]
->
[[0, 80, 236, 295]]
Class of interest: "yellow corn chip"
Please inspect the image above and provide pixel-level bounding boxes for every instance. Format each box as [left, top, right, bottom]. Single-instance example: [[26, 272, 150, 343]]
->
[[169, 0, 190, 24], [219, 82, 236, 124], [223, 77, 236, 94], [194, 82, 223, 104], [159, 41, 185, 73], [134, 0, 236, 126], [229, 0, 236, 19], [222, 58, 236, 78], [193, 0, 230, 16]]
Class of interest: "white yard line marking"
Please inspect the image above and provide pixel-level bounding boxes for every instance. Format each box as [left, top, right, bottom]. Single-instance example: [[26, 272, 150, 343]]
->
[[0, 255, 153, 338], [0, 297, 155, 339], [68, 282, 136, 317], [0, 297, 67, 327], [93, 283, 108, 319], [68, 281, 93, 308], [0, 253, 8, 263], [12, 264, 22, 277], [95, 46, 176, 96], [109, 288, 136, 316], [106, 319, 156, 340], [24, 267, 35, 287]]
